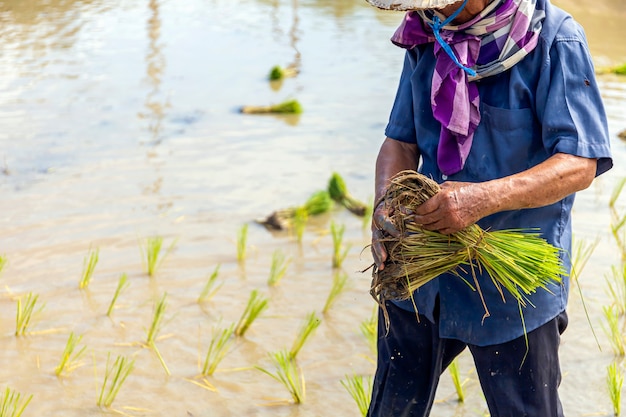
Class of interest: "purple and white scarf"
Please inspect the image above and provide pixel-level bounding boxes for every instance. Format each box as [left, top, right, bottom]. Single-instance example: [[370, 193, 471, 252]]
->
[[391, 0, 545, 175]]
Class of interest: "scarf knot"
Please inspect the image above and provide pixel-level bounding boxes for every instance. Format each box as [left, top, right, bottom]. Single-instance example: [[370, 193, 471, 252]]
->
[[391, 0, 545, 175]]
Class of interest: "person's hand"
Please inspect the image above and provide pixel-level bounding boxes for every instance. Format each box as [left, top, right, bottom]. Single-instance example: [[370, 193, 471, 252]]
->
[[371, 198, 401, 272], [411, 181, 487, 235]]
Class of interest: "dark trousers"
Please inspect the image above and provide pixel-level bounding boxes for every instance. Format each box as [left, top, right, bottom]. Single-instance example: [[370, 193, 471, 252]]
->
[[367, 301, 568, 417]]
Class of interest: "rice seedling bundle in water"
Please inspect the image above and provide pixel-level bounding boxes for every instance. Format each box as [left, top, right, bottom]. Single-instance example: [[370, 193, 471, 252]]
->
[[370, 170, 565, 323]]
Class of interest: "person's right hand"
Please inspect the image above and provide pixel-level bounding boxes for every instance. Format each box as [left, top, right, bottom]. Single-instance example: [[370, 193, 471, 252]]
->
[[371, 199, 400, 272]]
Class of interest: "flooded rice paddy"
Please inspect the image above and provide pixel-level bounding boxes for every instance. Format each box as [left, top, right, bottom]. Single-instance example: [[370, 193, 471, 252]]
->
[[0, 0, 625, 415]]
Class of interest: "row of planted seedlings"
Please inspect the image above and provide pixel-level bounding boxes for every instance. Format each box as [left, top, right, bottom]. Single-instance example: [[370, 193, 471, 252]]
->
[[0, 172, 378, 416]]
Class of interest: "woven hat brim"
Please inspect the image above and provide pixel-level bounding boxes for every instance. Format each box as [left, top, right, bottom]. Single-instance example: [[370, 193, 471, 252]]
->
[[365, 0, 463, 10]]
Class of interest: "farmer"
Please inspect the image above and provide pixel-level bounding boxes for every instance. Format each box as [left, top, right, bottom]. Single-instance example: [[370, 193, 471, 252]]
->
[[367, 0, 613, 415]]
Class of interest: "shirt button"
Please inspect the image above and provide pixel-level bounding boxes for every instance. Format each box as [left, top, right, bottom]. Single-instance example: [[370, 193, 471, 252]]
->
[[442, 174, 448, 180]]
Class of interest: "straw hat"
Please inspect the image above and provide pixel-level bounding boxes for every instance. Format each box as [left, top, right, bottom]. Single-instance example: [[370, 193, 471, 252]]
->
[[366, 0, 463, 10]]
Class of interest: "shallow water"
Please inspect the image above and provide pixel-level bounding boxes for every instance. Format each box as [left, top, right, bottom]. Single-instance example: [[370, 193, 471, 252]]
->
[[0, 0, 625, 416]]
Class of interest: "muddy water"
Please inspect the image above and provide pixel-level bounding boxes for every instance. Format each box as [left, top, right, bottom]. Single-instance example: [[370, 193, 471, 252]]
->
[[0, 0, 625, 416]]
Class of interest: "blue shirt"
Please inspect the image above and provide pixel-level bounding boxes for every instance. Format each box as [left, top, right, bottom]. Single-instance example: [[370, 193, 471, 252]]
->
[[384, 0, 613, 346]]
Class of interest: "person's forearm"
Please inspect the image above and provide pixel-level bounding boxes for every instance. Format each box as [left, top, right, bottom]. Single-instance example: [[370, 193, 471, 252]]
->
[[412, 152, 598, 234], [477, 153, 597, 218], [374, 137, 420, 205]]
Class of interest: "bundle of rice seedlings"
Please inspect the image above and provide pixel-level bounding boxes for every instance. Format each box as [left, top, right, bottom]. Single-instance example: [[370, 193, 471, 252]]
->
[[257, 190, 333, 231], [268, 65, 298, 81], [328, 172, 368, 216], [240, 99, 302, 114], [370, 170, 565, 328]]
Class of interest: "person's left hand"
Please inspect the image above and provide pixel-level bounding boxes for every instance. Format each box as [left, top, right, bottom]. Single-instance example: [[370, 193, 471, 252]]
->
[[410, 181, 488, 235]]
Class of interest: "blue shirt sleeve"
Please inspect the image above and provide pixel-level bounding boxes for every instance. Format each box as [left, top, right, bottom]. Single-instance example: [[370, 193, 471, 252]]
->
[[535, 23, 613, 177], [385, 51, 417, 143]]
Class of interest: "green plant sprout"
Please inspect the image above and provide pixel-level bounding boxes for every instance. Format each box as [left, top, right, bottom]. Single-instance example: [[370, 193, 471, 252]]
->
[[331, 220, 351, 269], [268, 250, 291, 286], [78, 247, 99, 289], [140, 235, 176, 277], [293, 207, 308, 243], [15, 292, 44, 336], [0, 387, 32, 417], [107, 273, 130, 317], [97, 353, 135, 408], [236, 224, 249, 265], [327, 172, 369, 216], [607, 361, 624, 416], [323, 271, 349, 314], [240, 99, 303, 115], [340, 374, 372, 416], [234, 290, 269, 337], [256, 350, 306, 404], [603, 304, 625, 356], [0, 254, 7, 278], [448, 358, 465, 402], [570, 235, 601, 350], [146, 293, 170, 375], [362, 197, 374, 231], [607, 263, 626, 316], [55, 332, 87, 376], [611, 215, 626, 260], [610, 178, 626, 209], [202, 323, 235, 376], [360, 306, 378, 355], [198, 264, 223, 303], [268, 65, 298, 81], [289, 311, 321, 359]]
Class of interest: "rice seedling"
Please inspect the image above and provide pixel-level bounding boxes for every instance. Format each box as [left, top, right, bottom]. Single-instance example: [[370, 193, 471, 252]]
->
[[146, 292, 168, 346], [331, 220, 351, 269], [607, 263, 626, 316], [236, 224, 249, 265], [327, 172, 368, 216], [603, 304, 625, 356], [323, 271, 349, 314], [571, 236, 599, 282], [201, 323, 235, 376], [139, 235, 176, 277], [234, 289, 269, 337], [610, 178, 626, 209], [97, 352, 135, 408], [340, 374, 372, 416], [289, 311, 321, 359], [370, 170, 565, 330], [448, 358, 465, 402], [257, 190, 332, 232], [293, 206, 308, 243], [0, 254, 7, 278], [145, 293, 170, 375], [267, 250, 291, 286], [611, 215, 626, 260], [256, 349, 306, 404], [268, 65, 298, 81], [360, 306, 378, 355], [240, 99, 303, 114], [55, 332, 87, 376], [362, 198, 374, 231], [198, 264, 223, 303], [607, 361, 624, 416], [0, 387, 32, 417], [106, 273, 130, 317], [570, 236, 601, 349], [78, 247, 99, 289], [15, 292, 44, 336]]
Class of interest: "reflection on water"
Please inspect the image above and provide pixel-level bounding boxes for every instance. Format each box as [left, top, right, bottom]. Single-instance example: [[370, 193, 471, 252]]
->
[[0, 0, 624, 416]]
